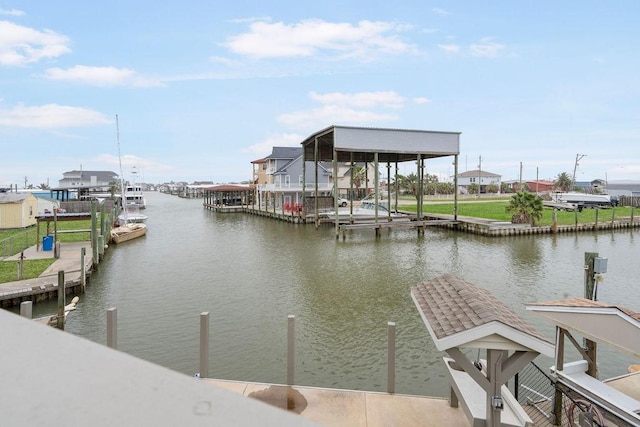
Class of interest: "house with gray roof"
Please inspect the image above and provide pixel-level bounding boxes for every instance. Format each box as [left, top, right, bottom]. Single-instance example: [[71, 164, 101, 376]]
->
[[456, 169, 502, 194], [257, 147, 333, 210], [58, 170, 118, 189]]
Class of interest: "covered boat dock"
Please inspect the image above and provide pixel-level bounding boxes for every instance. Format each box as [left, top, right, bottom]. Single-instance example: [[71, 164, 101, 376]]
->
[[299, 126, 461, 237]]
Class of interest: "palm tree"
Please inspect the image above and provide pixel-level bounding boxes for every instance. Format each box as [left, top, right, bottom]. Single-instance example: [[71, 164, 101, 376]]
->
[[506, 191, 543, 225], [396, 173, 419, 200], [351, 165, 366, 196], [554, 172, 573, 192]]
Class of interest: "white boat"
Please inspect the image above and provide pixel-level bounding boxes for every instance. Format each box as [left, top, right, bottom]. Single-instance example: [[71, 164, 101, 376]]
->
[[110, 115, 147, 244], [551, 192, 618, 208], [111, 222, 146, 244], [124, 184, 146, 209], [117, 204, 147, 223]]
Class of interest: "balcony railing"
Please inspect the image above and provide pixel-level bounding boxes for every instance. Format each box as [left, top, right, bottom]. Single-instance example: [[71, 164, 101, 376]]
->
[[257, 183, 333, 192]]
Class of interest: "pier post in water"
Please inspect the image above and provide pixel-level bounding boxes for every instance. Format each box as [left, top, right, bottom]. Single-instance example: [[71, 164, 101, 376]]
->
[[91, 201, 98, 268], [387, 321, 396, 394], [20, 301, 33, 319], [107, 307, 117, 349], [98, 235, 104, 260], [287, 315, 295, 386], [200, 312, 210, 379], [583, 252, 599, 377], [56, 271, 65, 330], [81, 247, 86, 292]]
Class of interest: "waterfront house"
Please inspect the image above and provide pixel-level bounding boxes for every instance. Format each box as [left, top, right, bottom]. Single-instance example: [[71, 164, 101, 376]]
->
[[255, 146, 333, 210], [456, 169, 501, 194], [334, 162, 378, 200], [0, 193, 38, 229], [251, 157, 268, 188], [58, 170, 118, 189]]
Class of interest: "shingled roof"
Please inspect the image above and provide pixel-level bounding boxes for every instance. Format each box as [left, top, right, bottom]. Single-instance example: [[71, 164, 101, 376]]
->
[[411, 274, 553, 356]]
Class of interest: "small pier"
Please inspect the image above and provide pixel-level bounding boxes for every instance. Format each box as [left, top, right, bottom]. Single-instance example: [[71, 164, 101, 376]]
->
[[0, 242, 93, 308]]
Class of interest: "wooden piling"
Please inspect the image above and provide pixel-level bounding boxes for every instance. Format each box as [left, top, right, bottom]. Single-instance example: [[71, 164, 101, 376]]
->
[[20, 301, 32, 319], [56, 271, 65, 330], [107, 308, 117, 349], [81, 247, 86, 292], [387, 322, 396, 394], [287, 315, 295, 386], [200, 312, 210, 378]]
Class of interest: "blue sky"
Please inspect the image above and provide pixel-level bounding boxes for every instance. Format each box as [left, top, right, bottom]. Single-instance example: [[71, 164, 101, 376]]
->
[[1, 1, 639, 187]]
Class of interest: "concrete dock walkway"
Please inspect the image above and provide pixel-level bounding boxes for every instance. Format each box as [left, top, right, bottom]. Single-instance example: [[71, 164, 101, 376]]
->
[[206, 379, 468, 426], [0, 241, 93, 306]]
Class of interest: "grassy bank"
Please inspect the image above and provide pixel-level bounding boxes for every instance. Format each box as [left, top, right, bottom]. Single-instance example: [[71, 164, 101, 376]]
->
[[401, 200, 636, 227], [0, 219, 93, 283], [0, 258, 56, 283]]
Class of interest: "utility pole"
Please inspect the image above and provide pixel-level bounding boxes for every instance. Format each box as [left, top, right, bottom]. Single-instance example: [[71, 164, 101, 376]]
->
[[519, 162, 523, 189], [478, 155, 482, 195], [572, 154, 586, 191]]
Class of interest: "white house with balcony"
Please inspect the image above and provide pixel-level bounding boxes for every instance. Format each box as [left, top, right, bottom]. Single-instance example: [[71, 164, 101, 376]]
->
[[58, 170, 118, 189], [456, 169, 501, 194]]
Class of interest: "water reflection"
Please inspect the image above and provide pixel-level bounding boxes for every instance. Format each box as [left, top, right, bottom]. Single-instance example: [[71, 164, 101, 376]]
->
[[58, 192, 640, 397]]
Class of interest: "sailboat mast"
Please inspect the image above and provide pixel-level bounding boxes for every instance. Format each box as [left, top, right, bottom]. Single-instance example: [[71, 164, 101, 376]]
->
[[116, 114, 128, 223]]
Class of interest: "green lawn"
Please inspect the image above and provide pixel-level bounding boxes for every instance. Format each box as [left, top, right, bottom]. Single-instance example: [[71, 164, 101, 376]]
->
[[0, 219, 96, 283], [401, 200, 636, 227], [0, 258, 56, 283]]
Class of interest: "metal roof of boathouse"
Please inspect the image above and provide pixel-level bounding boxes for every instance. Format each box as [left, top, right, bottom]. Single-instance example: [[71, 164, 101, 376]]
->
[[411, 274, 554, 356], [300, 125, 460, 163]]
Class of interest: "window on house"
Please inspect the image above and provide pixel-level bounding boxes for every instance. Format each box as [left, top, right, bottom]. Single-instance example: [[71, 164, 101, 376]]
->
[[29, 206, 33, 216], [299, 175, 303, 185], [285, 175, 290, 187]]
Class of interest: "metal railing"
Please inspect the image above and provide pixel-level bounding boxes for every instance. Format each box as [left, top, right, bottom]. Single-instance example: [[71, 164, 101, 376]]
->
[[517, 361, 607, 426]]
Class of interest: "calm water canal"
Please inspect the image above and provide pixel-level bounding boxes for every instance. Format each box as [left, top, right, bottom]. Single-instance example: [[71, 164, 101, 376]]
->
[[56, 192, 640, 397]]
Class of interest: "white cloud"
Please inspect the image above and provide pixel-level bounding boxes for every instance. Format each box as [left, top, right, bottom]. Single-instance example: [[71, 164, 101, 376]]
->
[[278, 90, 407, 130], [438, 44, 460, 53], [432, 8, 451, 16], [279, 105, 398, 130], [470, 38, 505, 57], [223, 19, 414, 60], [229, 16, 272, 24], [0, 104, 110, 128], [413, 97, 431, 104], [243, 133, 303, 156], [0, 9, 25, 16], [309, 91, 405, 109], [91, 153, 174, 174], [0, 20, 71, 66], [43, 65, 162, 87]]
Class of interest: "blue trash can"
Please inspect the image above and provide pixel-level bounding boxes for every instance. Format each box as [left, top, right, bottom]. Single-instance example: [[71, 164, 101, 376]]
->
[[43, 235, 53, 251]]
